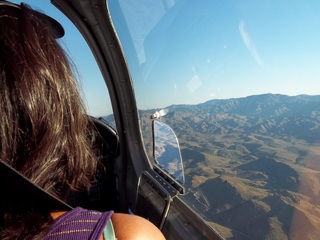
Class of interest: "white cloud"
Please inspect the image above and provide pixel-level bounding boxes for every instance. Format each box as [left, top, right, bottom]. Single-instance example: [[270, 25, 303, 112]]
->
[[239, 20, 263, 66]]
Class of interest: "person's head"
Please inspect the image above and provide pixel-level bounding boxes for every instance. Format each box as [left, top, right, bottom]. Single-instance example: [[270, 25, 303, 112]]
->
[[0, 2, 96, 200], [0, 2, 99, 238]]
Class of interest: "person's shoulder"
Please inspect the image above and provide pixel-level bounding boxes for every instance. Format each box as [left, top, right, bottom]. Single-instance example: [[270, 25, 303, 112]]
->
[[111, 213, 165, 240]]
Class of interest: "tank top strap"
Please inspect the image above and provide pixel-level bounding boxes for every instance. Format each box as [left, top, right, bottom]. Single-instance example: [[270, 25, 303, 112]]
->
[[45, 207, 114, 240], [103, 219, 116, 240]]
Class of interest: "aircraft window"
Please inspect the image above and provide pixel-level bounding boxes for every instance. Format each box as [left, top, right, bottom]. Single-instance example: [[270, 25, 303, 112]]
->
[[109, 0, 320, 239], [24, 0, 114, 119]]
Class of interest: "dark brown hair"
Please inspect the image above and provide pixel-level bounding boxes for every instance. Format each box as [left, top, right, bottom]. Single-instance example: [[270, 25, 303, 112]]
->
[[0, 3, 97, 239]]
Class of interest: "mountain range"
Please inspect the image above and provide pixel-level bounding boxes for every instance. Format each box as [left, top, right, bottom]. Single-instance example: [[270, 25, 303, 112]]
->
[[136, 94, 320, 240], [105, 93, 320, 239]]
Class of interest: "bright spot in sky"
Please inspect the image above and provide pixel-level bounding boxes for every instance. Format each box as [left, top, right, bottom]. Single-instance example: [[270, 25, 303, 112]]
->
[[187, 75, 202, 93]]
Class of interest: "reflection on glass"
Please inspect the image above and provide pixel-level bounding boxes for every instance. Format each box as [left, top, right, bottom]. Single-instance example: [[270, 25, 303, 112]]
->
[[153, 120, 184, 185], [109, 1, 320, 239]]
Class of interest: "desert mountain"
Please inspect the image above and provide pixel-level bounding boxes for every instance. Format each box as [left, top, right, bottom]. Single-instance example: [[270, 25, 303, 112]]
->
[[105, 94, 320, 239]]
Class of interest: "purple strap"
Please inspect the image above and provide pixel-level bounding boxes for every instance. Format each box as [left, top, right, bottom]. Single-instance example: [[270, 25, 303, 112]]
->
[[45, 207, 114, 240]]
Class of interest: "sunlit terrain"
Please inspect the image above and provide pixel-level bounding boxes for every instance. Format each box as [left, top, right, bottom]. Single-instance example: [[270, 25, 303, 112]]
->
[[135, 93, 320, 240]]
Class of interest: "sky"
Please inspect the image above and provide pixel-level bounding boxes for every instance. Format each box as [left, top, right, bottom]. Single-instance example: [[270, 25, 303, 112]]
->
[[13, 0, 320, 115], [110, 0, 320, 110]]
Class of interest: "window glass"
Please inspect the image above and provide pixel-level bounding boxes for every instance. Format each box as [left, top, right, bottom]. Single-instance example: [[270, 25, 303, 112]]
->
[[23, 0, 113, 118], [109, 0, 320, 239]]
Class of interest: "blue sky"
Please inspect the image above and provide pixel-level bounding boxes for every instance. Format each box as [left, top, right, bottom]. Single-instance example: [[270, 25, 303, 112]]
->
[[17, 1, 320, 115], [110, 0, 320, 111]]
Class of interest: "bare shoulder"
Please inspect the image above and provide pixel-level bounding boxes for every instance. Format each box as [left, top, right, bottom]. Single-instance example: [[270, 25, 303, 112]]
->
[[111, 213, 166, 240]]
